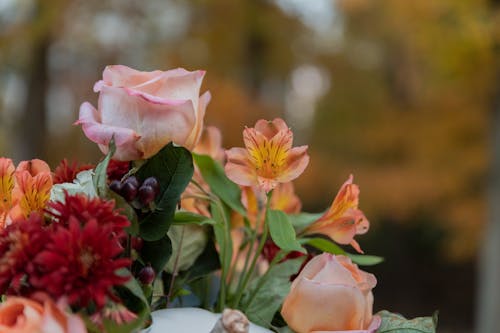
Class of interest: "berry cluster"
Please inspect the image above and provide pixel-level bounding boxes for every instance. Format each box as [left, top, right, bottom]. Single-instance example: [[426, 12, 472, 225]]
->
[[109, 176, 160, 208]]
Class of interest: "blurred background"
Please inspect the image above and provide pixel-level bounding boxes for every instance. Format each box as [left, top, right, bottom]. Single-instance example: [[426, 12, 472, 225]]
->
[[1, 0, 499, 332]]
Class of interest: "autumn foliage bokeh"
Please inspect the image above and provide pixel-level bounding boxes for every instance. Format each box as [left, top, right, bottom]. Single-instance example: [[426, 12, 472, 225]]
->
[[1, 0, 498, 331]]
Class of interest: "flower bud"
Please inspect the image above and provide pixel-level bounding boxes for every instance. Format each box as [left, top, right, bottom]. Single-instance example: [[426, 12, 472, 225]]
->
[[142, 177, 160, 196], [109, 180, 122, 194], [138, 185, 156, 206], [121, 182, 138, 202], [138, 265, 155, 285]]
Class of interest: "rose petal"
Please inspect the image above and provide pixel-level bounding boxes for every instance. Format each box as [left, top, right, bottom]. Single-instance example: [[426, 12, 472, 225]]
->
[[184, 90, 211, 150], [282, 278, 367, 333], [98, 86, 198, 158], [77, 102, 142, 160], [100, 65, 163, 90]]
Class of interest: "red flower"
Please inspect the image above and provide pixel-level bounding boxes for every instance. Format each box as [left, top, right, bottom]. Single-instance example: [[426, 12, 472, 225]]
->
[[53, 159, 94, 184], [31, 218, 130, 309], [48, 193, 130, 237], [0, 214, 49, 295], [106, 159, 131, 182]]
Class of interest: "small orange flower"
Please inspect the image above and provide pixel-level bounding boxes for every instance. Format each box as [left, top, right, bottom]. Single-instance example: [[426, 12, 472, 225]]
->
[[225, 118, 309, 193], [8, 159, 53, 223], [304, 175, 369, 253]]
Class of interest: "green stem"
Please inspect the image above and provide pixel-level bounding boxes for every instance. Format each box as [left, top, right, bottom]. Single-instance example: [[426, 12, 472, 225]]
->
[[214, 200, 230, 312], [166, 225, 186, 307], [232, 190, 273, 308]]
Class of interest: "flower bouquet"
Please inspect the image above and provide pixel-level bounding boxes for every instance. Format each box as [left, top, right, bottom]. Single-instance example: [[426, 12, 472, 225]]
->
[[0, 65, 438, 333]]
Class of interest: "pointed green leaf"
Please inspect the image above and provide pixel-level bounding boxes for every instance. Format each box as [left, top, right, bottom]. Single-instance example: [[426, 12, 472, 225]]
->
[[193, 153, 246, 215], [346, 253, 384, 266], [141, 235, 173, 273], [173, 211, 215, 226], [288, 212, 323, 230], [376, 310, 438, 333], [93, 137, 116, 197], [267, 209, 305, 253], [243, 257, 305, 327], [136, 143, 194, 241]]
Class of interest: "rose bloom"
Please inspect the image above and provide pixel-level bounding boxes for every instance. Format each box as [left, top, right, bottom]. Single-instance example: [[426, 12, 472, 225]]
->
[[0, 297, 86, 333], [281, 253, 381, 333], [76, 65, 211, 161]]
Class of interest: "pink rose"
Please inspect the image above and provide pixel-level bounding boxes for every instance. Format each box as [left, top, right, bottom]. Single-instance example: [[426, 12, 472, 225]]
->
[[76, 65, 211, 161], [281, 254, 380, 333], [0, 297, 87, 333]]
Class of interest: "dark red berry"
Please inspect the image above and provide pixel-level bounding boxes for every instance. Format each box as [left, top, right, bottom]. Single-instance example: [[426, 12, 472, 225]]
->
[[131, 237, 144, 251], [138, 265, 155, 285], [109, 180, 122, 194], [142, 177, 160, 195], [138, 185, 156, 206], [121, 182, 138, 202], [124, 175, 140, 189]]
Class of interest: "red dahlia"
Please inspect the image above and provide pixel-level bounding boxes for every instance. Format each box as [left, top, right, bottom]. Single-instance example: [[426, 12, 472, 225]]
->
[[48, 193, 130, 237], [53, 159, 94, 184], [31, 218, 130, 309], [106, 159, 131, 181], [0, 214, 49, 295]]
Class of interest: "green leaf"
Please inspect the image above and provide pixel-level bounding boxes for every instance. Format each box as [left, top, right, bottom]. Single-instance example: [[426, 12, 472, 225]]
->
[[302, 237, 345, 254], [173, 211, 215, 226], [193, 153, 246, 215], [117, 268, 149, 307], [210, 202, 233, 276], [376, 310, 438, 333], [346, 253, 384, 266], [267, 210, 305, 253], [141, 235, 172, 273], [242, 257, 305, 327], [165, 224, 208, 273], [288, 212, 323, 230], [302, 237, 384, 266], [109, 191, 139, 236], [136, 143, 194, 241], [92, 137, 116, 197]]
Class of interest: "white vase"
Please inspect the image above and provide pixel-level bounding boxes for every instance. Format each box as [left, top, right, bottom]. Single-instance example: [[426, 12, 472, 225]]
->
[[143, 307, 273, 333]]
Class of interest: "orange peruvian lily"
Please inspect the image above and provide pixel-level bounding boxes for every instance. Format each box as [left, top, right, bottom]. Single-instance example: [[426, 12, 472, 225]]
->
[[0, 158, 16, 227], [304, 175, 369, 253], [225, 118, 309, 193], [8, 159, 53, 223]]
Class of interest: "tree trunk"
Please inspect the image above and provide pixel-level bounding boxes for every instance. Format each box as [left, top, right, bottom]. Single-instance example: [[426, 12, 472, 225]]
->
[[13, 37, 50, 161]]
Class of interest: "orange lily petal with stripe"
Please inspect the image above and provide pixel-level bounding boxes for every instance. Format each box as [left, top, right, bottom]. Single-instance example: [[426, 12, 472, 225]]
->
[[0, 158, 15, 227], [10, 159, 53, 222], [305, 175, 369, 253]]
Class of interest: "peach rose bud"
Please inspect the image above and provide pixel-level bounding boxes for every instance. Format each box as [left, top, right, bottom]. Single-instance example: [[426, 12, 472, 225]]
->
[[281, 253, 380, 333]]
